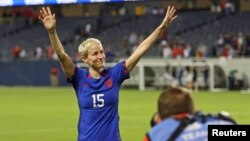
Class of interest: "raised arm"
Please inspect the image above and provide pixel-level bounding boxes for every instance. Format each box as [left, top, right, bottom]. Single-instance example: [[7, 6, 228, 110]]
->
[[38, 7, 75, 79], [125, 6, 177, 72]]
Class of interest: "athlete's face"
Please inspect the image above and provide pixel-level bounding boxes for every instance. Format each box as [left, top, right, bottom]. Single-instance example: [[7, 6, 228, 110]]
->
[[84, 43, 106, 70]]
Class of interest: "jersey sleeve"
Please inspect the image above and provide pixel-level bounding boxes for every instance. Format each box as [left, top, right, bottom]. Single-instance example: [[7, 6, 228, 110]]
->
[[111, 61, 130, 84], [67, 66, 85, 90]]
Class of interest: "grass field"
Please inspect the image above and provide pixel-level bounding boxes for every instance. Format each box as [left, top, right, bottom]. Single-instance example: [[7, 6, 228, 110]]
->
[[0, 87, 249, 141]]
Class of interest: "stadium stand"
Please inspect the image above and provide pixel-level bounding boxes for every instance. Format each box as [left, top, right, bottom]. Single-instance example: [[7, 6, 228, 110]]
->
[[1, 8, 250, 60], [1, 0, 250, 89]]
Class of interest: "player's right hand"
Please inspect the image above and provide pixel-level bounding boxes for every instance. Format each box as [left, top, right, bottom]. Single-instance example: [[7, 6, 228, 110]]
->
[[38, 7, 56, 33]]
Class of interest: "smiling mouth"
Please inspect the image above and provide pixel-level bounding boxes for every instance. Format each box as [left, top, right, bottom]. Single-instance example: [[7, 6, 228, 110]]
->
[[96, 61, 105, 66]]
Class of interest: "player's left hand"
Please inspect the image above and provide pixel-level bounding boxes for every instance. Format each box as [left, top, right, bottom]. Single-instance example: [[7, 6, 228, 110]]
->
[[162, 6, 178, 28]]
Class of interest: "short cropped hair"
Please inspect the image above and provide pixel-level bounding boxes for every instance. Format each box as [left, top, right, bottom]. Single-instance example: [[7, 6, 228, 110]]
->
[[78, 38, 101, 57], [158, 87, 195, 119]]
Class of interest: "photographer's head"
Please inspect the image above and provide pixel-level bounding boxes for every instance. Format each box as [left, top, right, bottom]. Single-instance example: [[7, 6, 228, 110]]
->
[[152, 87, 195, 126]]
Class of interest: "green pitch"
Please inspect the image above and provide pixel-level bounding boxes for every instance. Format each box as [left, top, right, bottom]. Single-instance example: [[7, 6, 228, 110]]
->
[[0, 87, 249, 141]]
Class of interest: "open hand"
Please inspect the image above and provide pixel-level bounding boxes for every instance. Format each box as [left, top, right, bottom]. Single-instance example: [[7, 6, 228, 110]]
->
[[38, 7, 56, 33], [162, 6, 178, 28]]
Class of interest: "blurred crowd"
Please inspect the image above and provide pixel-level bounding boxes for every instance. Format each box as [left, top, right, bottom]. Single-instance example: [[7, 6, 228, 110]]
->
[[1, 0, 249, 62], [157, 31, 250, 59]]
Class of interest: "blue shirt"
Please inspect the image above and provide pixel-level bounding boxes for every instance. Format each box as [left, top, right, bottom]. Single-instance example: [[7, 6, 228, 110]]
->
[[69, 61, 130, 141], [146, 112, 236, 141]]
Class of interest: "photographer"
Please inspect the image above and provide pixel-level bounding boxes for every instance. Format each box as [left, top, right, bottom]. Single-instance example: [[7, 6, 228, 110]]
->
[[143, 87, 236, 141]]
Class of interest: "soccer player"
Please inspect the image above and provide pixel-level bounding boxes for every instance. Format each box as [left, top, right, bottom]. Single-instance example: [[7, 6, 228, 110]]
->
[[38, 6, 177, 141], [143, 87, 236, 141]]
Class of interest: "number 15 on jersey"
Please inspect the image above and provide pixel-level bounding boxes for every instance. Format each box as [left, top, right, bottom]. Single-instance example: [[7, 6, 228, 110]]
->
[[92, 94, 104, 108]]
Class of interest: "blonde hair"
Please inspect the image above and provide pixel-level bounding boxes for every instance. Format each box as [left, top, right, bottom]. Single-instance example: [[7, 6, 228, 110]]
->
[[78, 38, 101, 57]]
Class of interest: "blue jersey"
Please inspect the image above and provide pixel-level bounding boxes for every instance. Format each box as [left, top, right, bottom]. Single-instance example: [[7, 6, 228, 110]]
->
[[69, 61, 130, 141], [145, 112, 236, 141]]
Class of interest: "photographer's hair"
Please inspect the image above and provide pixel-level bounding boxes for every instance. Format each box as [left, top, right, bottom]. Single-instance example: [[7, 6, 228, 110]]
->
[[78, 38, 101, 57], [158, 87, 195, 119]]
